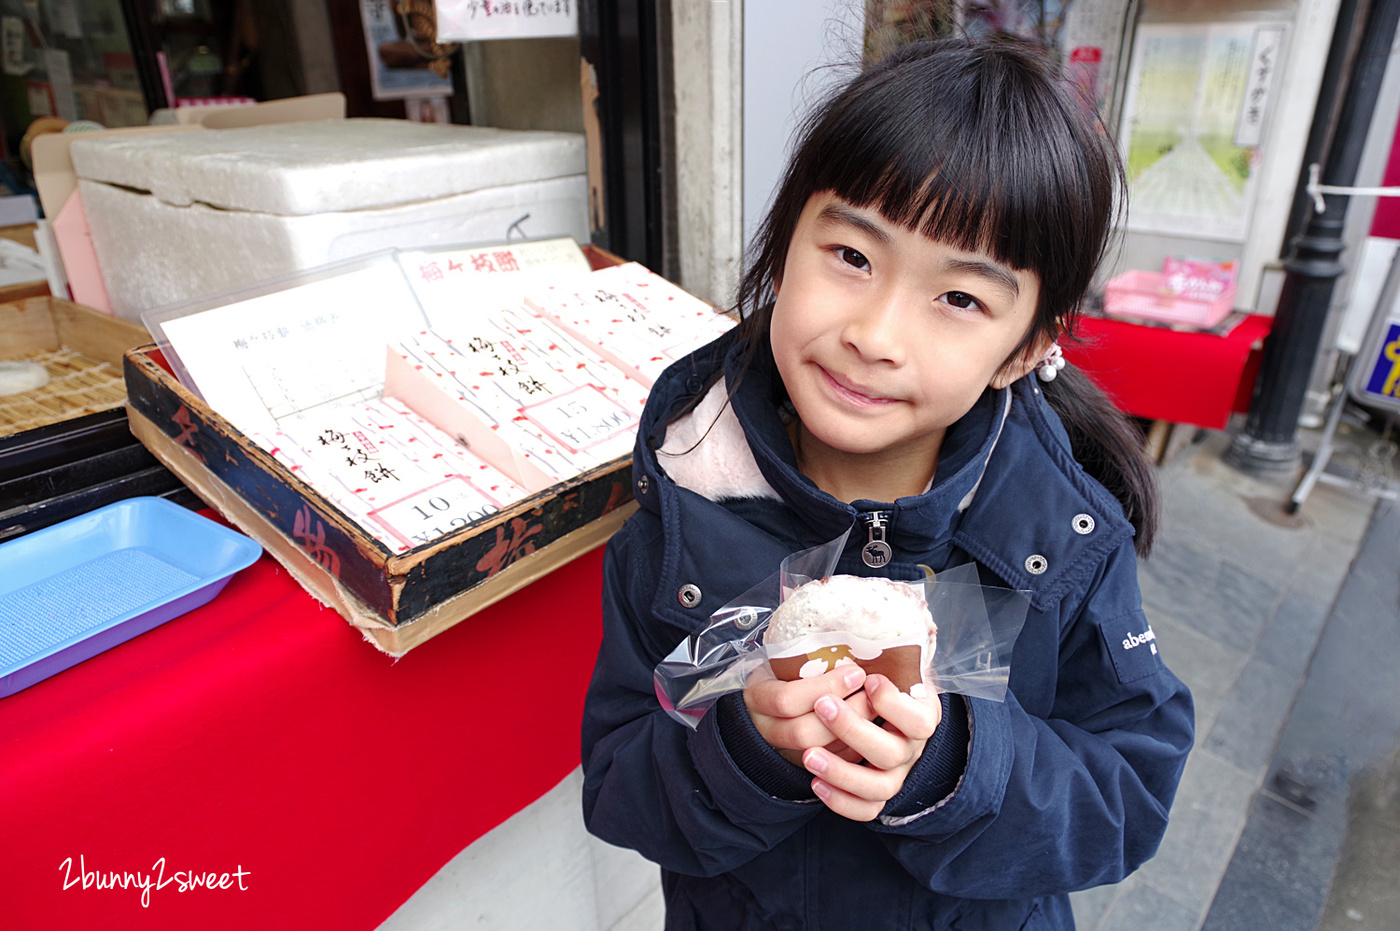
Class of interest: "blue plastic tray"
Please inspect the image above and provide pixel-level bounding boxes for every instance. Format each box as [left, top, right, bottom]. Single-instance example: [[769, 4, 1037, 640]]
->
[[0, 496, 262, 697]]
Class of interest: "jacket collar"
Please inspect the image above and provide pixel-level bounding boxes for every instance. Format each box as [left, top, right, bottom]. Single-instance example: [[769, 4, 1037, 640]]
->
[[639, 330, 1013, 558], [631, 330, 1135, 614]]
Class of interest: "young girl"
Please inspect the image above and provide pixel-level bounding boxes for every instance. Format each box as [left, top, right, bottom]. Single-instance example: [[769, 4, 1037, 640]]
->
[[581, 36, 1194, 931]]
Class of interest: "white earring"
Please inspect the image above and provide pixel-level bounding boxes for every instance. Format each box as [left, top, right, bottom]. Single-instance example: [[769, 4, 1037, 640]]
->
[[1035, 343, 1066, 382]]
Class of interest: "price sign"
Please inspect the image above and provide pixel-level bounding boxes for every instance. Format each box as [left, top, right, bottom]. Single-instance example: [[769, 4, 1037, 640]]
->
[[522, 385, 636, 455], [369, 476, 503, 548]]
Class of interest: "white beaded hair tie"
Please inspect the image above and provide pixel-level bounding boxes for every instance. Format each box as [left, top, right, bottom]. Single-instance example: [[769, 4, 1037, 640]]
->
[[1035, 343, 1067, 382]]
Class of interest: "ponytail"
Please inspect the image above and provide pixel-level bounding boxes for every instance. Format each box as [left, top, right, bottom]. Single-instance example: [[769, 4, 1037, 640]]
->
[[1041, 364, 1158, 557]]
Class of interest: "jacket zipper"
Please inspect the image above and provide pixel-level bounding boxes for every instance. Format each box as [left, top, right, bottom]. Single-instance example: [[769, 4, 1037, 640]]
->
[[859, 510, 893, 568]]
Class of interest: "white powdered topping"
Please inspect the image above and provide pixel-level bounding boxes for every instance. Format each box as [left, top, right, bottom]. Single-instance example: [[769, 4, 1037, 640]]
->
[[764, 575, 934, 646]]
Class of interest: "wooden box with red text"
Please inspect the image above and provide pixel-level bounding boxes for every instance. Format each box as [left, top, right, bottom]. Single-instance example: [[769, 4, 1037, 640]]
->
[[121, 246, 640, 652]]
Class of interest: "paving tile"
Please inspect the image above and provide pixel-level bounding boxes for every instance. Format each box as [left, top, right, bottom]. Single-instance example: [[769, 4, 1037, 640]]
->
[[1157, 475, 1312, 588], [1134, 748, 1255, 912], [1178, 561, 1280, 653], [1302, 479, 1381, 547], [1289, 534, 1362, 609], [1252, 593, 1329, 677], [611, 885, 666, 931], [1200, 793, 1345, 931], [1139, 538, 1220, 623], [1097, 879, 1200, 931], [589, 833, 663, 931], [1070, 878, 1126, 931], [1317, 751, 1400, 931], [1149, 615, 1244, 735], [1202, 658, 1300, 775]]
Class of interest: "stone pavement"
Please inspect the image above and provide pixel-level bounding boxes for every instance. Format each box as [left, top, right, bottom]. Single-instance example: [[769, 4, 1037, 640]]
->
[[1072, 424, 1394, 931]]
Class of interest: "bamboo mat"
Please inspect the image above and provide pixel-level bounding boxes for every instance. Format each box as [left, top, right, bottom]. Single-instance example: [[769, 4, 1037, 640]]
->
[[0, 348, 126, 436]]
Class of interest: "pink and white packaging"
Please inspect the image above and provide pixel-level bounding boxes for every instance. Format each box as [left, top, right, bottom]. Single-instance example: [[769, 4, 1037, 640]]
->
[[524, 262, 736, 386], [250, 396, 530, 553], [384, 310, 647, 493]]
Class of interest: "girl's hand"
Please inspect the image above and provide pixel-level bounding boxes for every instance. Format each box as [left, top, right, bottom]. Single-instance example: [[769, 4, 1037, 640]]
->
[[800, 675, 942, 822], [744, 665, 877, 766]]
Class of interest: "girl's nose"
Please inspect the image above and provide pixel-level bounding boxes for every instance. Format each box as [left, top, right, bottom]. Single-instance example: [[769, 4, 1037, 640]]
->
[[841, 290, 908, 364]]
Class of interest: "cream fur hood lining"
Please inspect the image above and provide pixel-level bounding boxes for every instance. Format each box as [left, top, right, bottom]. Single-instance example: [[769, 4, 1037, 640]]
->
[[654, 378, 1010, 510], [656, 380, 783, 502]]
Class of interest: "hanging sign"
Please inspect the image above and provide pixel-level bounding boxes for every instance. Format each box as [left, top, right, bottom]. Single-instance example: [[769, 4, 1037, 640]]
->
[[1357, 321, 1400, 412], [435, 0, 577, 41]]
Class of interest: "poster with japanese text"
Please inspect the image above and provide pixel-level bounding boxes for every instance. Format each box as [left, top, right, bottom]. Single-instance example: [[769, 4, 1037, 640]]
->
[[1118, 21, 1289, 241]]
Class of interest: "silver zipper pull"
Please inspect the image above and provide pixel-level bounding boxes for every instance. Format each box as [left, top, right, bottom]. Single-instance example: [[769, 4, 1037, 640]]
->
[[861, 511, 892, 568]]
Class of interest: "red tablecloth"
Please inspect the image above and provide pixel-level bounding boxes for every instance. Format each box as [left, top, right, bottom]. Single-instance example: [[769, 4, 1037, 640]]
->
[[1065, 314, 1273, 429], [0, 541, 606, 930]]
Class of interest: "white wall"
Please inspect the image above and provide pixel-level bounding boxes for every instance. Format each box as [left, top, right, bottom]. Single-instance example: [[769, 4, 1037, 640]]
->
[[742, 0, 864, 248]]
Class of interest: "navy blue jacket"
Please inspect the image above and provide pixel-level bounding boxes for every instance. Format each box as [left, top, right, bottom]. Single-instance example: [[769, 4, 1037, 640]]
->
[[581, 331, 1194, 930]]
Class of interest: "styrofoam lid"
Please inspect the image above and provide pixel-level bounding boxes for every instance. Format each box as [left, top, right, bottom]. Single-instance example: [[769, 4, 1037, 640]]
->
[[69, 119, 586, 217]]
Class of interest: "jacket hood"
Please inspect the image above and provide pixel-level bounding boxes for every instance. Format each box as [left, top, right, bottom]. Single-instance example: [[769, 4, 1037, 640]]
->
[[629, 329, 1133, 615]]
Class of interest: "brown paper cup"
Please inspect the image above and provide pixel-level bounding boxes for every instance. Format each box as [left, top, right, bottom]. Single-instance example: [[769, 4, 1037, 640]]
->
[[766, 632, 928, 693]]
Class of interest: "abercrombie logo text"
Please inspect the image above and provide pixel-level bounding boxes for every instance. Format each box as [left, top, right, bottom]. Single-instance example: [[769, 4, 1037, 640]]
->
[[60, 855, 249, 908], [1122, 626, 1158, 655]]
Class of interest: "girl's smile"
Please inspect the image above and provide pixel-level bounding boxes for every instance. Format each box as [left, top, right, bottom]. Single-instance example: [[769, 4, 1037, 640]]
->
[[817, 365, 898, 408], [770, 192, 1047, 501]]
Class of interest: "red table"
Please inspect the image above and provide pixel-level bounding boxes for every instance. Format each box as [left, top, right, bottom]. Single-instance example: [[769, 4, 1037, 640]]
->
[[0, 538, 606, 930], [1065, 313, 1274, 430]]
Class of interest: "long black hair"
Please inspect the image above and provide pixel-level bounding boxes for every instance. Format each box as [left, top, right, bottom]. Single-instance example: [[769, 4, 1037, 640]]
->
[[728, 36, 1157, 555]]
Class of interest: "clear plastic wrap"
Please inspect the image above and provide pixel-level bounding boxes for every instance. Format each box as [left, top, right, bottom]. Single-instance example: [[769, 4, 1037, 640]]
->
[[654, 531, 1030, 728]]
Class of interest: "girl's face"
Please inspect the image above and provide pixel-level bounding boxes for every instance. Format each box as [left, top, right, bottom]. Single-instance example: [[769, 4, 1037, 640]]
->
[[771, 192, 1046, 469]]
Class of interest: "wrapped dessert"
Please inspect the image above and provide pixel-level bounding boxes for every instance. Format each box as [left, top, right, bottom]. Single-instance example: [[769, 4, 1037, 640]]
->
[[764, 575, 935, 693]]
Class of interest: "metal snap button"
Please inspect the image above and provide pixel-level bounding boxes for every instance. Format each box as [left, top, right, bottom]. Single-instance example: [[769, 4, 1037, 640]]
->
[[677, 583, 702, 608], [637, 475, 650, 494], [733, 607, 760, 630], [1072, 513, 1095, 535], [1025, 554, 1048, 575]]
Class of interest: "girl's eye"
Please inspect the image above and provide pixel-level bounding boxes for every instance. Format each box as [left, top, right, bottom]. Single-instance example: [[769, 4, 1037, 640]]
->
[[837, 247, 870, 271], [941, 291, 982, 312]]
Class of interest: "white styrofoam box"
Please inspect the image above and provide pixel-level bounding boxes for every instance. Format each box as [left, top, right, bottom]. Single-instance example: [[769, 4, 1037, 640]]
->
[[70, 119, 589, 321], [69, 119, 584, 215]]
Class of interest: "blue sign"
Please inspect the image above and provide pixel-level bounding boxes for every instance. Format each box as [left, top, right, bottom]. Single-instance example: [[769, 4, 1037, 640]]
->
[[1362, 322, 1400, 402]]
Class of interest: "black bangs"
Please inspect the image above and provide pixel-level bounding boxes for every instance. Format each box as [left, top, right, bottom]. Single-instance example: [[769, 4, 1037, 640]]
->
[[737, 37, 1118, 345]]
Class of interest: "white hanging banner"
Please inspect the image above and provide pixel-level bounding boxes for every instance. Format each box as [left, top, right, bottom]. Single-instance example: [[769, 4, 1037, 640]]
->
[[435, 0, 577, 41]]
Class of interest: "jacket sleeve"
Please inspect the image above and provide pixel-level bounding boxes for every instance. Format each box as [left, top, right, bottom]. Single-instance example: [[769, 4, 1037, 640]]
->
[[870, 538, 1195, 898], [580, 515, 823, 877]]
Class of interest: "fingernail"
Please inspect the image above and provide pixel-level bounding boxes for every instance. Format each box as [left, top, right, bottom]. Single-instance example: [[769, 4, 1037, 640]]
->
[[843, 667, 865, 690], [815, 695, 838, 721], [865, 676, 880, 696], [812, 779, 831, 800], [803, 749, 827, 774], [909, 683, 928, 700]]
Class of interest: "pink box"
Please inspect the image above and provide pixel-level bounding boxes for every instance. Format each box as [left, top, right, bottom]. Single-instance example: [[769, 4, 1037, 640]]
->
[[1103, 270, 1236, 329]]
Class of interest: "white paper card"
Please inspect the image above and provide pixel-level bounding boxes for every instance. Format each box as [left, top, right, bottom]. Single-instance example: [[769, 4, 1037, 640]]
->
[[435, 0, 577, 41], [156, 261, 427, 436], [398, 237, 592, 329]]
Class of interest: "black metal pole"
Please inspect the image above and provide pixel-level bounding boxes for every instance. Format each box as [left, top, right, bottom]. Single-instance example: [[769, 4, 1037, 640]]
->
[[1228, 0, 1400, 471]]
